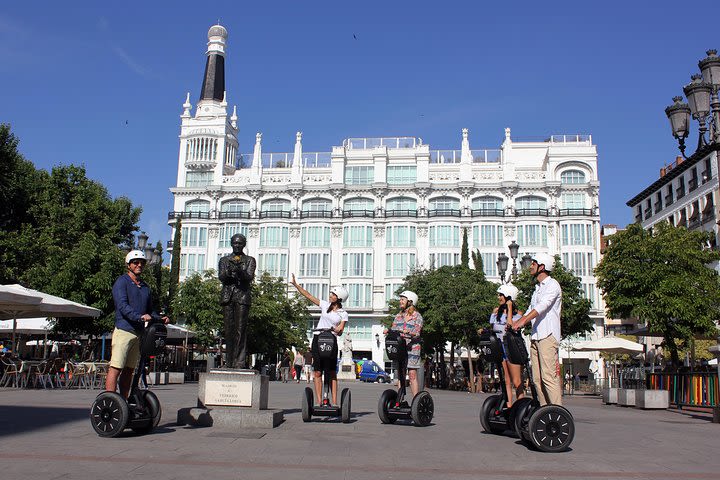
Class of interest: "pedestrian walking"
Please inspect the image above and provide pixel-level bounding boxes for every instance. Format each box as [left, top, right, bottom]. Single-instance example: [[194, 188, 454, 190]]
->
[[280, 352, 291, 383], [293, 350, 305, 383], [303, 349, 313, 383]]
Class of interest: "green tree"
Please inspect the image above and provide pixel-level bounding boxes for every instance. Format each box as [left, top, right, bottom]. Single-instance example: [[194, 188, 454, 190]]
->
[[512, 255, 593, 339], [168, 219, 182, 317], [461, 228, 469, 268], [595, 222, 720, 364], [173, 270, 223, 348]]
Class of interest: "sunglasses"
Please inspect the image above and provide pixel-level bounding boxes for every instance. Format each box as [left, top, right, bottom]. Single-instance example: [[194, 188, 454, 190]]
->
[[130, 260, 146, 266]]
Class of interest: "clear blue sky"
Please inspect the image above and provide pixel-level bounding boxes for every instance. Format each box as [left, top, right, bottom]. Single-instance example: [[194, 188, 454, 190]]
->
[[2, 1, 719, 253]]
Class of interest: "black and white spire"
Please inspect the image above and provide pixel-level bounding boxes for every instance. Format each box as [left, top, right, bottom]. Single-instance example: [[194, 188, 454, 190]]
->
[[199, 24, 227, 102]]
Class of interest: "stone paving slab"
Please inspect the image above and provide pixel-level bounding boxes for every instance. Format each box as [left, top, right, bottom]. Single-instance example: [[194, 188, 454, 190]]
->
[[0, 381, 716, 479]]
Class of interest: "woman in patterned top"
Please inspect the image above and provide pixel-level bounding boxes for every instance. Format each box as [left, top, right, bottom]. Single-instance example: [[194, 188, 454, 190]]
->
[[387, 291, 423, 398]]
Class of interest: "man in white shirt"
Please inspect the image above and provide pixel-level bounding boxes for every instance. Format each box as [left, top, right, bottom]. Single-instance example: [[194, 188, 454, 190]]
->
[[512, 253, 563, 406]]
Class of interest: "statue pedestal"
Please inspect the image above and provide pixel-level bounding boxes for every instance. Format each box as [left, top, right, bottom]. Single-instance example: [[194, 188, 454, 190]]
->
[[337, 360, 356, 382], [177, 369, 283, 429]]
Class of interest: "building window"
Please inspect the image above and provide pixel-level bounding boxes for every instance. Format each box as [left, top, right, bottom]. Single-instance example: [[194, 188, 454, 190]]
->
[[560, 170, 586, 184], [428, 196, 460, 214], [561, 224, 593, 246], [429, 225, 460, 247], [185, 171, 213, 187], [386, 226, 416, 247], [387, 165, 417, 184], [480, 252, 497, 277], [385, 252, 416, 277], [184, 200, 210, 213], [345, 166, 374, 185], [429, 252, 460, 268], [385, 283, 403, 302], [219, 224, 248, 248], [301, 283, 328, 301], [386, 197, 417, 212], [302, 198, 332, 213], [345, 283, 372, 308], [299, 253, 330, 277], [343, 226, 373, 247], [258, 253, 288, 278], [180, 253, 206, 276], [472, 196, 503, 211], [342, 253, 373, 277], [259, 226, 289, 247], [516, 196, 547, 210], [561, 193, 586, 209], [562, 252, 594, 276], [221, 199, 250, 213], [582, 283, 597, 308], [473, 225, 503, 247], [301, 226, 330, 248], [517, 225, 548, 247], [181, 226, 208, 247], [261, 199, 291, 213], [343, 198, 374, 215]]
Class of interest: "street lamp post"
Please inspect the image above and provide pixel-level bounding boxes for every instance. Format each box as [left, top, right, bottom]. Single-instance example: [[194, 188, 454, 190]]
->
[[496, 242, 532, 283], [665, 49, 720, 421]]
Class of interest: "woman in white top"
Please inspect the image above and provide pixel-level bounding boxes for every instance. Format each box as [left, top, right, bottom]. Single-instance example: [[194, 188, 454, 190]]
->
[[489, 284, 525, 408], [291, 274, 348, 406]]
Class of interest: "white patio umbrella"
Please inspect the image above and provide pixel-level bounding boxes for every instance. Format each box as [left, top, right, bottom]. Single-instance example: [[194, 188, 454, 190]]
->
[[0, 284, 102, 353], [574, 336, 644, 386]]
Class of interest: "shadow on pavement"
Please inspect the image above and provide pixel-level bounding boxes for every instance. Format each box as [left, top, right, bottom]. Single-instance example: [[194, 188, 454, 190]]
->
[[0, 405, 88, 437]]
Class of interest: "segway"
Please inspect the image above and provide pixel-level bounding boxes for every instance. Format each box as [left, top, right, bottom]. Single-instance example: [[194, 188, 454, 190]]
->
[[301, 328, 351, 423], [377, 330, 434, 426], [90, 319, 167, 437], [478, 330, 574, 452]]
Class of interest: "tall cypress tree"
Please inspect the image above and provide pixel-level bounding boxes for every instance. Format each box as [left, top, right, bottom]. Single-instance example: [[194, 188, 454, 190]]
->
[[168, 218, 182, 318], [461, 227, 469, 268]]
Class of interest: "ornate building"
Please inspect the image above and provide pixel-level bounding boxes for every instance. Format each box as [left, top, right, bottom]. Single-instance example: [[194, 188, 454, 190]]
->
[[169, 25, 604, 366]]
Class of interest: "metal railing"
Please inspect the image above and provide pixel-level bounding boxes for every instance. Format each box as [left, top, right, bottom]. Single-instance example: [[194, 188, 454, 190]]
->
[[427, 209, 461, 217], [471, 208, 504, 217], [344, 137, 418, 149], [300, 210, 332, 219], [342, 209, 375, 218], [429, 149, 501, 164], [515, 208, 550, 216], [259, 210, 291, 219], [558, 208, 594, 216], [168, 211, 211, 220], [218, 211, 251, 219], [385, 209, 418, 218]]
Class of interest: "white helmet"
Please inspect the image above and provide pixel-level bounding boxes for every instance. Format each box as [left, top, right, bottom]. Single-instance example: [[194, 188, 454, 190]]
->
[[125, 250, 147, 264], [497, 284, 519, 300], [399, 290, 418, 306], [330, 285, 349, 303], [532, 253, 556, 273]]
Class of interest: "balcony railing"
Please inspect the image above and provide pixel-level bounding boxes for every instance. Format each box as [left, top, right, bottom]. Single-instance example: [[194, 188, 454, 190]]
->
[[344, 137, 418, 149], [471, 208, 504, 217], [385, 209, 418, 218], [558, 208, 594, 216], [300, 210, 332, 219], [342, 209, 375, 218], [259, 210, 292, 219], [218, 211, 251, 219], [515, 208, 549, 216], [168, 211, 210, 220], [429, 149, 501, 164], [427, 209, 461, 217]]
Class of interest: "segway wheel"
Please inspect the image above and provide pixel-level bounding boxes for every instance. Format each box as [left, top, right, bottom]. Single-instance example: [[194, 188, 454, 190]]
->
[[528, 405, 575, 453], [378, 389, 398, 424], [131, 390, 162, 435], [91, 391, 129, 437], [301, 387, 313, 422], [508, 397, 535, 440], [479, 395, 505, 434], [410, 391, 434, 427], [341, 388, 351, 423]]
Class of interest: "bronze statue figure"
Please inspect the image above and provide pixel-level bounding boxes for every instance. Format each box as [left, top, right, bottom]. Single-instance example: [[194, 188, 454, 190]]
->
[[218, 233, 256, 369]]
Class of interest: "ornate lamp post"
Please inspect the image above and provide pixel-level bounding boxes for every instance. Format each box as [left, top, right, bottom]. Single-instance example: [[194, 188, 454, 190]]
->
[[497, 242, 533, 283], [496, 252, 509, 284]]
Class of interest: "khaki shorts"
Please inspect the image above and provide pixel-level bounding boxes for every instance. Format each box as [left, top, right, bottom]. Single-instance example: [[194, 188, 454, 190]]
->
[[110, 328, 140, 370]]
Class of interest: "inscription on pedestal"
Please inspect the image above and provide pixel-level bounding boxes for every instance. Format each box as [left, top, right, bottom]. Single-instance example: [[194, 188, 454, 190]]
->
[[205, 379, 253, 407]]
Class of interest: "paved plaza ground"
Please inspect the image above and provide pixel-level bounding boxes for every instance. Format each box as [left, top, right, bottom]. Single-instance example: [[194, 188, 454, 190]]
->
[[0, 380, 716, 479]]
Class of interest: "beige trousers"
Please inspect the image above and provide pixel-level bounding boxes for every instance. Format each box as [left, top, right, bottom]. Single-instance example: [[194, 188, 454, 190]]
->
[[530, 335, 562, 406]]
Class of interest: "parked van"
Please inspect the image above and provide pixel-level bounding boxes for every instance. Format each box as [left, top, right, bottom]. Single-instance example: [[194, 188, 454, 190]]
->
[[357, 360, 390, 383]]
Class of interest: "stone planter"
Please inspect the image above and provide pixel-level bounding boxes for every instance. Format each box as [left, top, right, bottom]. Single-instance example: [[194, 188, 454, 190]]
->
[[617, 388, 636, 407], [635, 389, 669, 409], [602, 387, 618, 404]]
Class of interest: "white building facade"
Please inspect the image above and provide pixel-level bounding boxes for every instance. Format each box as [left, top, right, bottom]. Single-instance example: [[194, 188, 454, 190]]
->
[[169, 25, 605, 368]]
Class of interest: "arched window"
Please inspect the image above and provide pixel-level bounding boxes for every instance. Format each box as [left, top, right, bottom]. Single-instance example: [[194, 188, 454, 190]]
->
[[472, 196, 503, 210], [515, 196, 547, 210], [184, 200, 210, 213], [560, 170, 586, 184], [260, 199, 291, 219], [386, 197, 417, 218], [343, 198, 375, 218], [302, 198, 332, 212], [221, 199, 250, 213], [429, 197, 460, 210]]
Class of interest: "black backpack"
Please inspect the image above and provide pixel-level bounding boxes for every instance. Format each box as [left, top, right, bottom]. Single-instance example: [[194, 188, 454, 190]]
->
[[316, 331, 336, 360], [384, 330, 407, 361]]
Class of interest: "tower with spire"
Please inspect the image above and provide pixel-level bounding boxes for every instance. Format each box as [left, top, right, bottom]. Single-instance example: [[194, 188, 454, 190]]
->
[[176, 24, 238, 190]]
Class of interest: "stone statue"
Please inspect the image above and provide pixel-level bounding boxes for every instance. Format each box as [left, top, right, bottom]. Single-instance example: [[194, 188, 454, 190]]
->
[[342, 335, 353, 361], [218, 233, 256, 368]]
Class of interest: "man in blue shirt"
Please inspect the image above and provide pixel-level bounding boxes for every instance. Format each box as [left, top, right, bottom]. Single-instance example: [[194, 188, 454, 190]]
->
[[106, 250, 168, 397]]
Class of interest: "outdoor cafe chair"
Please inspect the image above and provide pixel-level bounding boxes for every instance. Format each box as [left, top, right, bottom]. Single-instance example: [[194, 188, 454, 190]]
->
[[30, 361, 53, 389], [0, 357, 19, 388]]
